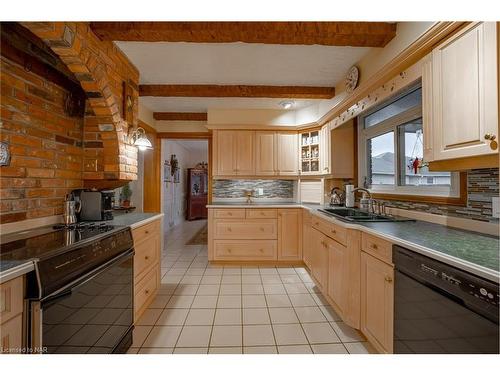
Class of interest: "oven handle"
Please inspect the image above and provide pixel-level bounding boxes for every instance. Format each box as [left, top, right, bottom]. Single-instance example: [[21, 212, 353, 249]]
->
[[41, 248, 134, 305]]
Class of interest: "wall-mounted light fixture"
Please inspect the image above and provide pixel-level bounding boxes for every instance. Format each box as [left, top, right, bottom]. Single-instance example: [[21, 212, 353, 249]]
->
[[128, 126, 153, 151]]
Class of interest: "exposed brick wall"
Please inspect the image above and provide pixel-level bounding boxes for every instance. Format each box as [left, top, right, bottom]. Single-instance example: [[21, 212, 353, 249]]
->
[[20, 22, 139, 184], [0, 56, 84, 224]]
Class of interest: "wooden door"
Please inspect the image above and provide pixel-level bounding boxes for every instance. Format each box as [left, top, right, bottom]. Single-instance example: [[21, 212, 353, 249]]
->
[[255, 131, 276, 175], [432, 22, 498, 160], [235, 130, 255, 175], [360, 252, 394, 353], [302, 210, 312, 269], [310, 228, 328, 291], [277, 132, 298, 175], [216, 130, 236, 176], [327, 238, 348, 317], [277, 209, 302, 260]]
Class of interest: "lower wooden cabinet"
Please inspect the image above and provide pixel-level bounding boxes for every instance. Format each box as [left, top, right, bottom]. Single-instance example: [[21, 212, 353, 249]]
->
[[302, 210, 312, 269], [133, 218, 161, 323], [360, 251, 394, 354], [277, 209, 302, 261], [0, 276, 24, 355], [310, 227, 329, 291], [327, 238, 349, 318]]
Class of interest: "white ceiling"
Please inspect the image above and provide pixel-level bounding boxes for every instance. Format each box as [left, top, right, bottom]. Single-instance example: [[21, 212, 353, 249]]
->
[[116, 41, 373, 112], [173, 139, 208, 154]]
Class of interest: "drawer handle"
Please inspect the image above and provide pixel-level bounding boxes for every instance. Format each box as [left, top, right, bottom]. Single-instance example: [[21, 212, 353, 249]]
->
[[228, 212, 233, 216], [331, 229, 336, 234], [145, 256, 149, 260], [371, 244, 378, 250], [260, 212, 265, 216], [227, 228, 232, 232], [145, 230, 149, 234], [227, 249, 232, 253], [259, 248, 263, 253], [384, 276, 393, 283], [260, 227, 264, 231], [145, 289, 150, 294]]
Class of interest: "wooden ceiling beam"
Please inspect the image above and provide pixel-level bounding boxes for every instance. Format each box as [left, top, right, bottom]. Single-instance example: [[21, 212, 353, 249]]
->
[[153, 112, 207, 121], [90, 22, 397, 47], [140, 84, 335, 99]]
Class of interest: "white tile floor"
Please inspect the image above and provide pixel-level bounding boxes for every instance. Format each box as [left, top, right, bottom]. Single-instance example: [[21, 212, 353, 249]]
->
[[129, 219, 376, 354]]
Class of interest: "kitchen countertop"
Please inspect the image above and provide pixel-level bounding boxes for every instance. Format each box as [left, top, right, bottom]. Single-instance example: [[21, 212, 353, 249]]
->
[[0, 212, 163, 284], [208, 202, 500, 282], [105, 212, 164, 229]]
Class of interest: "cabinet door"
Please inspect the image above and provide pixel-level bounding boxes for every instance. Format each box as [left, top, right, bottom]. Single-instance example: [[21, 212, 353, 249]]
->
[[330, 121, 355, 178], [310, 228, 328, 291], [360, 252, 394, 353], [277, 132, 298, 175], [235, 131, 255, 175], [432, 22, 498, 160], [216, 131, 236, 176], [327, 238, 348, 317], [320, 125, 331, 175], [255, 131, 276, 175], [302, 210, 312, 269], [421, 53, 434, 162], [277, 209, 302, 260]]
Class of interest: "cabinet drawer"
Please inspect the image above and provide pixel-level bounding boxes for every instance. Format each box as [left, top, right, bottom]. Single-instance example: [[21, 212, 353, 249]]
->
[[132, 219, 160, 245], [246, 209, 278, 219], [312, 216, 347, 245], [214, 220, 277, 239], [214, 240, 277, 260], [0, 277, 23, 325], [134, 266, 159, 319], [213, 209, 246, 219], [134, 234, 160, 281], [0, 314, 22, 354], [362, 233, 393, 264]]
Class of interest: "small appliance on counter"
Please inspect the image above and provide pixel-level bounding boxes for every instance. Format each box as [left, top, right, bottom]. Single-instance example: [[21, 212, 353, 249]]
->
[[72, 189, 114, 221], [62, 193, 80, 225]]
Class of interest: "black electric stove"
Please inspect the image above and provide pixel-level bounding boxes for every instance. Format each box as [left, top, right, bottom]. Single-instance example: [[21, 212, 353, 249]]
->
[[0, 222, 135, 354]]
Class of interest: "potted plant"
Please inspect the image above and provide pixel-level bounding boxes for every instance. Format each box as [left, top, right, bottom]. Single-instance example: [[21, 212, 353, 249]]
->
[[120, 183, 132, 207]]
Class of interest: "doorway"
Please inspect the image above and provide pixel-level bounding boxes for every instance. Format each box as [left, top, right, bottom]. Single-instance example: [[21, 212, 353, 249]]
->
[[161, 138, 209, 230]]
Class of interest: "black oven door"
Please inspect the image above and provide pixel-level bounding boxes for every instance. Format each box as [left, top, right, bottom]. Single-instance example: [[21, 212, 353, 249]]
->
[[40, 249, 134, 354]]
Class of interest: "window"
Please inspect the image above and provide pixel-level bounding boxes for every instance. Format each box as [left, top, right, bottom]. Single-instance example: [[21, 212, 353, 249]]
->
[[359, 84, 459, 198]]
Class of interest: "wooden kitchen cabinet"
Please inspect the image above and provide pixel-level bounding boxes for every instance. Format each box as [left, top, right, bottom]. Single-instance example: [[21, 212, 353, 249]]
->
[[302, 209, 312, 269], [360, 251, 394, 354], [330, 120, 355, 178], [310, 227, 329, 291], [319, 124, 331, 175], [214, 130, 255, 176], [277, 132, 299, 175], [429, 22, 498, 162], [255, 131, 277, 175], [327, 238, 349, 318], [132, 218, 161, 323], [277, 209, 302, 260], [0, 276, 24, 355]]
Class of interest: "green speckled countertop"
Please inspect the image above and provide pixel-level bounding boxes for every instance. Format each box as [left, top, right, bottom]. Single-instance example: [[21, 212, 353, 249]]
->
[[359, 221, 499, 272]]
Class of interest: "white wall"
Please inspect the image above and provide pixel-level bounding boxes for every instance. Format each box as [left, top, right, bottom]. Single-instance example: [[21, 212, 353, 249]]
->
[[161, 139, 208, 230]]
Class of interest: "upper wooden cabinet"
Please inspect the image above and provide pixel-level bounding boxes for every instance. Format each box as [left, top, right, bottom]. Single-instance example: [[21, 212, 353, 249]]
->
[[255, 131, 277, 175], [330, 120, 355, 178], [426, 22, 498, 162], [214, 130, 255, 176], [214, 130, 298, 177], [277, 132, 299, 175]]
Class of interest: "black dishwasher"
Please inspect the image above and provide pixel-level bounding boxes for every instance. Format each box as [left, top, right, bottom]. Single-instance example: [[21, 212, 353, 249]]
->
[[393, 246, 499, 354]]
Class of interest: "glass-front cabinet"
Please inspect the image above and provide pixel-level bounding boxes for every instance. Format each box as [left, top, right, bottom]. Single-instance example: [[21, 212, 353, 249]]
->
[[300, 130, 320, 175]]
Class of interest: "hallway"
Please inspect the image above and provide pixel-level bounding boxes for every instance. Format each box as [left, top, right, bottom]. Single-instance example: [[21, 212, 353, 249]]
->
[[128, 219, 376, 354]]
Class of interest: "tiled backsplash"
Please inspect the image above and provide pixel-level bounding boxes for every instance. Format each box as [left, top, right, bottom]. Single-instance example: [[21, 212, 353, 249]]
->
[[213, 179, 294, 199], [380, 168, 499, 223]]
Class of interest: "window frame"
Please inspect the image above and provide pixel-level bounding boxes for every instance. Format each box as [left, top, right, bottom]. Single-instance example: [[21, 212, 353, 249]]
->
[[358, 85, 461, 199]]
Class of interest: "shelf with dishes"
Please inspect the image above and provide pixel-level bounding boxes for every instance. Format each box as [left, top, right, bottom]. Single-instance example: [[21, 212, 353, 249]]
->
[[300, 130, 320, 174]]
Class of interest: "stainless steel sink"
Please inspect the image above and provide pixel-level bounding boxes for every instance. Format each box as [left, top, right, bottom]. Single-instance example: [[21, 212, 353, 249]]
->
[[318, 207, 414, 223]]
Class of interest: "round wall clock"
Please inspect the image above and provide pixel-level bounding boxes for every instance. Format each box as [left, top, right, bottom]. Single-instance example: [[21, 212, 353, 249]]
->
[[345, 65, 360, 93]]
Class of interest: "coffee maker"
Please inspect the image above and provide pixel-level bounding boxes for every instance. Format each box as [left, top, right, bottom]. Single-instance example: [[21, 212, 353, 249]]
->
[[72, 189, 114, 221]]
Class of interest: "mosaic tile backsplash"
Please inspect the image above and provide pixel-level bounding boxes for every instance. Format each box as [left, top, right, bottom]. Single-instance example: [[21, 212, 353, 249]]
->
[[379, 168, 499, 223], [213, 179, 294, 199]]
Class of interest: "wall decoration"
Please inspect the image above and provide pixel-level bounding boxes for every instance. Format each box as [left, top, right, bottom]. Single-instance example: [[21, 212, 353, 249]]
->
[[0, 142, 11, 166], [163, 160, 172, 182], [122, 80, 134, 125]]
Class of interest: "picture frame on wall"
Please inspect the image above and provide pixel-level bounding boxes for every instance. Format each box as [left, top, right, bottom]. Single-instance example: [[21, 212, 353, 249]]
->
[[163, 160, 172, 182]]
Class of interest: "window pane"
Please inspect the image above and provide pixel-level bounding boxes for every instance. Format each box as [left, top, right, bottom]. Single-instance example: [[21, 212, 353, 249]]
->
[[368, 131, 395, 186], [398, 119, 451, 186], [364, 88, 422, 128]]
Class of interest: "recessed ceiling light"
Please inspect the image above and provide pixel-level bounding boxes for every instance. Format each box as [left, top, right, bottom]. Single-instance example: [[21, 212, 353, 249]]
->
[[279, 100, 294, 110]]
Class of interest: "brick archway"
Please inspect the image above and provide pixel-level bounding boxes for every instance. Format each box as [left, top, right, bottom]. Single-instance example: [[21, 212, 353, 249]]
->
[[20, 22, 138, 186]]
